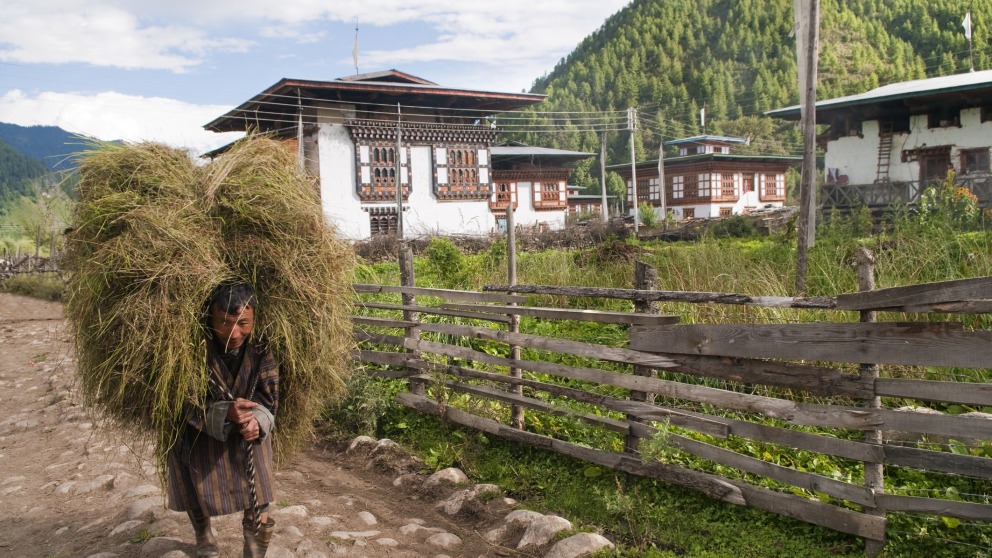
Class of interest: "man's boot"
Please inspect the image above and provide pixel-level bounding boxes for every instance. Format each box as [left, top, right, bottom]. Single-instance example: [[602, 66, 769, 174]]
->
[[243, 517, 275, 558], [187, 508, 220, 557]]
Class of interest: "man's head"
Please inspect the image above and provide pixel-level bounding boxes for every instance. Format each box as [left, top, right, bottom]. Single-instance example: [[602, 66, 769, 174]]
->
[[207, 282, 256, 352]]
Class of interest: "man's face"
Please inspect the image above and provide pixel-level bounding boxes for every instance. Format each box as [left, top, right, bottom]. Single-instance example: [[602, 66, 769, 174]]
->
[[209, 303, 254, 352]]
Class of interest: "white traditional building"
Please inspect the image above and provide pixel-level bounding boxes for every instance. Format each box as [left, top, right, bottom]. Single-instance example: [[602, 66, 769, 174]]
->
[[767, 70, 992, 210], [205, 70, 592, 239], [609, 135, 799, 220]]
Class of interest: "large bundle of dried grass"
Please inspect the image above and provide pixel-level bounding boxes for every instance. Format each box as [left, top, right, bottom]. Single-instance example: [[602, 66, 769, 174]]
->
[[63, 137, 354, 468]]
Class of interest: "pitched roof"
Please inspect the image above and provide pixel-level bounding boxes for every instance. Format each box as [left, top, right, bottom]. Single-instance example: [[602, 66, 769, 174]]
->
[[337, 69, 438, 85], [205, 71, 545, 133], [491, 145, 595, 158], [766, 69, 992, 120], [663, 135, 748, 146], [606, 153, 801, 172]]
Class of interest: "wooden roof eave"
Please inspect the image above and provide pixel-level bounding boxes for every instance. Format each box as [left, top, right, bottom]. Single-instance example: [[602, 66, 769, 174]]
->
[[205, 78, 545, 133]]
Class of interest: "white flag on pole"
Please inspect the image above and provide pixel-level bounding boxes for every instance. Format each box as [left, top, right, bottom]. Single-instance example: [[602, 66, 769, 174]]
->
[[963, 11, 973, 41], [352, 27, 359, 73], [699, 107, 705, 129]]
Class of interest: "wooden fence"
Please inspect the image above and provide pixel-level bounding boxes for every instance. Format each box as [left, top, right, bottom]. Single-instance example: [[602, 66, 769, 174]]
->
[[352, 248, 992, 555]]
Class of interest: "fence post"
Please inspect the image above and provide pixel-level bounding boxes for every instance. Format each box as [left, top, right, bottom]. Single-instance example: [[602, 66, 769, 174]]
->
[[399, 242, 424, 396], [625, 260, 659, 453], [507, 207, 525, 429], [857, 247, 885, 557]]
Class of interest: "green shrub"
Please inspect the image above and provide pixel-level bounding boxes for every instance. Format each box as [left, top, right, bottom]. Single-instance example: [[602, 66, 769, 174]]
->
[[423, 237, 475, 289], [638, 202, 658, 228], [709, 215, 757, 238]]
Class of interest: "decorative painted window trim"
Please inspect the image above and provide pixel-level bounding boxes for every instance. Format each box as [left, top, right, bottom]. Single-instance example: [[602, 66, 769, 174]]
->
[[534, 179, 567, 211], [355, 142, 411, 202], [362, 205, 405, 237], [434, 144, 491, 200], [490, 181, 518, 212]]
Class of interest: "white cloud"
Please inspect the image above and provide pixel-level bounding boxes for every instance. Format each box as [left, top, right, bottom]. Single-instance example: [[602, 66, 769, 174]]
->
[[0, 0, 626, 73], [0, 1, 251, 72], [0, 89, 242, 155]]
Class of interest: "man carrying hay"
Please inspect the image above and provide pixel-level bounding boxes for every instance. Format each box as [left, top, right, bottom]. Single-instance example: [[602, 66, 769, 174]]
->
[[167, 282, 278, 558]]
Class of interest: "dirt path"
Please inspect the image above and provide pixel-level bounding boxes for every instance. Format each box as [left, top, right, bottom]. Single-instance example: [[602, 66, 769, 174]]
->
[[0, 293, 517, 558]]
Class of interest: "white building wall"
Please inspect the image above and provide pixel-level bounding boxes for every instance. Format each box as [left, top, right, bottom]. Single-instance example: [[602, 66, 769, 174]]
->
[[514, 181, 567, 230], [317, 124, 367, 239], [826, 107, 992, 184], [316, 124, 570, 239]]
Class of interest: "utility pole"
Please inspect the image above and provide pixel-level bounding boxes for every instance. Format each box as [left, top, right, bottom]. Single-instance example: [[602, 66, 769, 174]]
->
[[396, 103, 404, 238], [600, 133, 609, 221], [628, 107, 639, 235], [795, 0, 819, 295], [657, 139, 666, 227]]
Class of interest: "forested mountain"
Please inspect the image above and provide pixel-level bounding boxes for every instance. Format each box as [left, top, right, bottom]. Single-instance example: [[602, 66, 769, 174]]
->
[[508, 0, 991, 191], [0, 138, 49, 204], [0, 122, 89, 172]]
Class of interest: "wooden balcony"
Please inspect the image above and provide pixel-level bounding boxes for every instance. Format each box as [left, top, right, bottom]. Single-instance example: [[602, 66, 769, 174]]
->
[[821, 174, 992, 211]]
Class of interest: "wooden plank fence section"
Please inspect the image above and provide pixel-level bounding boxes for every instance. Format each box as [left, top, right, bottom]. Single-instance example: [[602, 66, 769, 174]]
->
[[835, 276, 992, 311], [396, 392, 888, 541], [425, 360, 731, 438], [875, 495, 992, 521], [874, 378, 992, 407], [416, 321, 678, 369], [414, 339, 889, 461], [352, 316, 418, 329], [440, 302, 681, 325], [351, 350, 414, 368], [872, 407, 992, 439], [648, 429, 877, 506], [629, 322, 992, 368], [354, 331, 406, 346], [884, 445, 992, 479], [354, 273, 992, 550], [485, 284, 837, 309], [894, 299, 992, 314], [727, 480, 887, 541], [446, 381, 631, 434], [671, 353, 872, 398], [355, 283, 528, 304], [359, 301, 513, 324]]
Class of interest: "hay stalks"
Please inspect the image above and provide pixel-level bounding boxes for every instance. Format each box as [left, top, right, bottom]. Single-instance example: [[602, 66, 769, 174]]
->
[[62, 137, 354, 472]]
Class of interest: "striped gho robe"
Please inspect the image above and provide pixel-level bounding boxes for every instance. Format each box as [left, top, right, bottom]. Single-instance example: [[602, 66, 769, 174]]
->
[[167, 340, 279, 516]]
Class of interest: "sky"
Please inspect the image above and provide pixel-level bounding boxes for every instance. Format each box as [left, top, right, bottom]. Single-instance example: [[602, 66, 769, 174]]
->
[[0, 0, 630, 155]]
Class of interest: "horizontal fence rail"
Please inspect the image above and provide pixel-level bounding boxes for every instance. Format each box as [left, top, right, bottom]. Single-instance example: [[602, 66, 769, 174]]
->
[[351, 270, 992, 552]]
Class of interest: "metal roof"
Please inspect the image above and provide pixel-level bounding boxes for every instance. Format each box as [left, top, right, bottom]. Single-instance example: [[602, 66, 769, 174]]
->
[[663, 135, 748, 145], [766, 69, 992, 120], [205, 71, 546, 133], [491, 145, 595, 158], [606, 152, 801, 171]]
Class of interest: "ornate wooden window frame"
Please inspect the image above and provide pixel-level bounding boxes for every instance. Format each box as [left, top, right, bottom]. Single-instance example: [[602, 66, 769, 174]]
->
[[355, 143, 411, 202], [433, 144, 491, 200], [534, 179, 567, 211], [489, 181, 518, 212]]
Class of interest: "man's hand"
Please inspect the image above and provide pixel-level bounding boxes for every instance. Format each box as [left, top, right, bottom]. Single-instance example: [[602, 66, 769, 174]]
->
[[226, 398, 258, 426], [239, 416, 261, 442]]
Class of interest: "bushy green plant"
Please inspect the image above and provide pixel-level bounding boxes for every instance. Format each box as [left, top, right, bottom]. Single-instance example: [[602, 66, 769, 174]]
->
[[917, 171, 982, 232], [323, 373, 400, 437], [638, 202, 658, 228], [423, 236, 475, 289], [708, 215, 756, 238]]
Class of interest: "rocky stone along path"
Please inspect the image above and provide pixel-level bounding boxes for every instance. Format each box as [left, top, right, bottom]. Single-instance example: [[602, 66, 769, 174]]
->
[[0, 292, 613, 558]]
